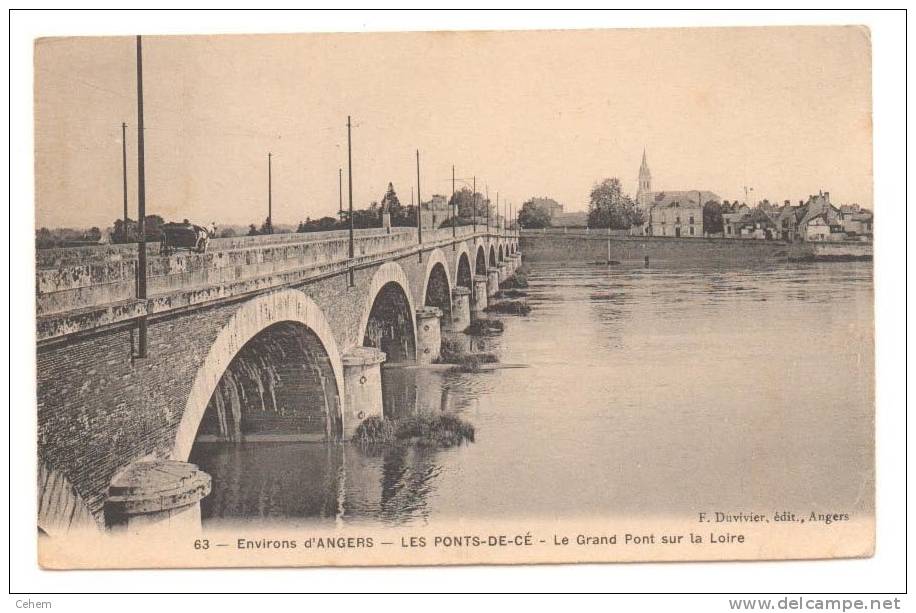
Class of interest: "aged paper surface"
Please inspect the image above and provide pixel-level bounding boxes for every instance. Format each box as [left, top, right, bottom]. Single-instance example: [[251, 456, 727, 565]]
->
[[34, 26, 874, 569]]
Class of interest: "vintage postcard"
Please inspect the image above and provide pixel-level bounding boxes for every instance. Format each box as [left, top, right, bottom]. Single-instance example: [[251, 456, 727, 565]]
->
[[34, 26, 874, 569]]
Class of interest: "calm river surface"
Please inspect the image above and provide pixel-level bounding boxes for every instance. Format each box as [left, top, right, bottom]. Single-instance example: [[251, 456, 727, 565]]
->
[[191, 260, 874, 528]]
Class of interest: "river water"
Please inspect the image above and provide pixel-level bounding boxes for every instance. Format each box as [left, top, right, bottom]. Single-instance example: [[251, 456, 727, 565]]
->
[[191, 260, 874, 528]]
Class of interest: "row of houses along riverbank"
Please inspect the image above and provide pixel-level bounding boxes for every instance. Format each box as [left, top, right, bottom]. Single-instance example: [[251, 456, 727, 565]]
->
[[535, 151, 874, 244]]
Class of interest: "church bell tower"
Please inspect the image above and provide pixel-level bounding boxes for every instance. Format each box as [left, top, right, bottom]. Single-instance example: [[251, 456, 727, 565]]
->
[[637, 148, 652, 208]]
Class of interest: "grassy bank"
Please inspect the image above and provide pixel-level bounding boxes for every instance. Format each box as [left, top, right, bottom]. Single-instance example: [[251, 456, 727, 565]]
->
[[437, 335, 498, 372], [353, 414, 475, 448], [500, 274, 528, 289], [485, 300, 531, 315], [466, 318, 504, 336]]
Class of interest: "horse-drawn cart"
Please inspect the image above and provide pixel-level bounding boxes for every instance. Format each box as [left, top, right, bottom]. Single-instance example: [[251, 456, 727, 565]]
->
[[159, 222, 210, 255]]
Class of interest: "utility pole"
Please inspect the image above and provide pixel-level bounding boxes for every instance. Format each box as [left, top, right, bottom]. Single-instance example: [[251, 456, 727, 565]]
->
[[607, 217, 612, 264], [120, 122, 128, 223], [267, 152, 273, 234], [472, 176, 477, 232], [608, 191, 614, 263], [135, 35, 148, 358], [451, 164, 456, 241], [347, 116, 354, 286], [121, 122, 128, 234], [416, 149, 422, 248]]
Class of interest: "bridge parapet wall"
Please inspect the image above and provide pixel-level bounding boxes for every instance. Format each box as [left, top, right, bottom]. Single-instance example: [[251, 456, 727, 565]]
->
[[37, 230, 421, 316], [36, 227, 517, 342], [36, 227, 403, 268]]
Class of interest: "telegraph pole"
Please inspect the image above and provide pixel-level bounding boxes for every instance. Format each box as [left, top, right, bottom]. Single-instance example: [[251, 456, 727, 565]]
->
[[267, 153, 273, 234], [416, 149, 423, 247], [121, 122, 128, 233], [347, 116, 354, 286], [472, 176, 477, 232], [451, 164, 456, 241], [135, 36, 148, 358]]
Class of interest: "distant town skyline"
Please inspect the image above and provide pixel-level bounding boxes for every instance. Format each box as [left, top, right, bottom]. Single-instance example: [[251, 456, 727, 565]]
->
[[35, 27, 873, 229]]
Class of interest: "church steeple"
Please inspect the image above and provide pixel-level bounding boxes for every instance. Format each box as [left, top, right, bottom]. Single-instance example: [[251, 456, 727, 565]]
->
[[637, 148, 652, 207]]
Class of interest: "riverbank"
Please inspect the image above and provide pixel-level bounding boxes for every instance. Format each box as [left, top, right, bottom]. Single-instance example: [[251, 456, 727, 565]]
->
[[519, 234, 872, 265]]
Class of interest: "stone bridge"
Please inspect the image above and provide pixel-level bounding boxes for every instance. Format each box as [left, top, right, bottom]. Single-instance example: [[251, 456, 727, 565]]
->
[[36, 226, 521, 536]]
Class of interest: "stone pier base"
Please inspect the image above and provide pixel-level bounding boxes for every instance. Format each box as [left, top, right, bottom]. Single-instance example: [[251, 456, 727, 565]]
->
[[497, 264, 508, 285], [415, 306, 443, 364], [472, 275, 489, 316], [510, 254, 522, 275], [104, 460, 211, 535], [450, 286, 471, 331], [341, 347, 386, 439], [487, 268, 500, 297]]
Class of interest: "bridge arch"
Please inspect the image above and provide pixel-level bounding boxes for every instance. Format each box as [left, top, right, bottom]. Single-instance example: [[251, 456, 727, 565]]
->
[[172, 289, 345, 460], [498, 244, 505, 262], [455, 245, 472, 289], [489, 245, 498, 267], [38, 460, 99, 536], [474, 244, 487, 275], [358, 261, 418, 362], [422, 248, 452, 320]]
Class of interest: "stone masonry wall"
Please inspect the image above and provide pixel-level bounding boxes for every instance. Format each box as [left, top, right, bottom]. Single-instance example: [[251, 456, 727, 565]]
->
[[520, 234, 807, 265], [36, 270, 368, 520]]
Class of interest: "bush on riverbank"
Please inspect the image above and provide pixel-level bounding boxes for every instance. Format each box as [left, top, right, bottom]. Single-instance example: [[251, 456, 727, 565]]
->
[[438, 336, 471, 363], [494, 289, 528, 299], [437, 336, 498, 371], [352, 414, 475, 448], [500, 273, 528, 289], [351, 415, 396, 445], [396, 414, 475, 447], [466, 318, 504, 336], [485, 300, 531, 316], [453, 352, 499, 373]]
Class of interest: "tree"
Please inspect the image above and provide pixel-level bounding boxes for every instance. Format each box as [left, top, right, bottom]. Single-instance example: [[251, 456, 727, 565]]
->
[[587, 178, 645, 229], [703, 200, 724, 235], [110, 214, 165, 243], [380, 183, 401, 215], [340, 208, 382, 229], [111, 218, 137, 243], [247, 224, 260, 236], [518, 199, 553, 229], [35, 227, 56, 249], [143, 214, 165, 241], [448, 186, 489, 220], [378, 183, 416, 226], [298, 216, 340, 232], [392, 204, 417, 227]]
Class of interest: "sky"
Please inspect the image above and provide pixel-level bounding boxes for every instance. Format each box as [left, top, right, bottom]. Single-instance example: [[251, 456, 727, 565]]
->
[[34, 27, 873, 229]]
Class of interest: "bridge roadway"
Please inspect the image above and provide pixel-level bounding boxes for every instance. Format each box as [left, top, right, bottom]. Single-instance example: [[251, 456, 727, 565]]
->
[[36, 225, 521, 536]]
